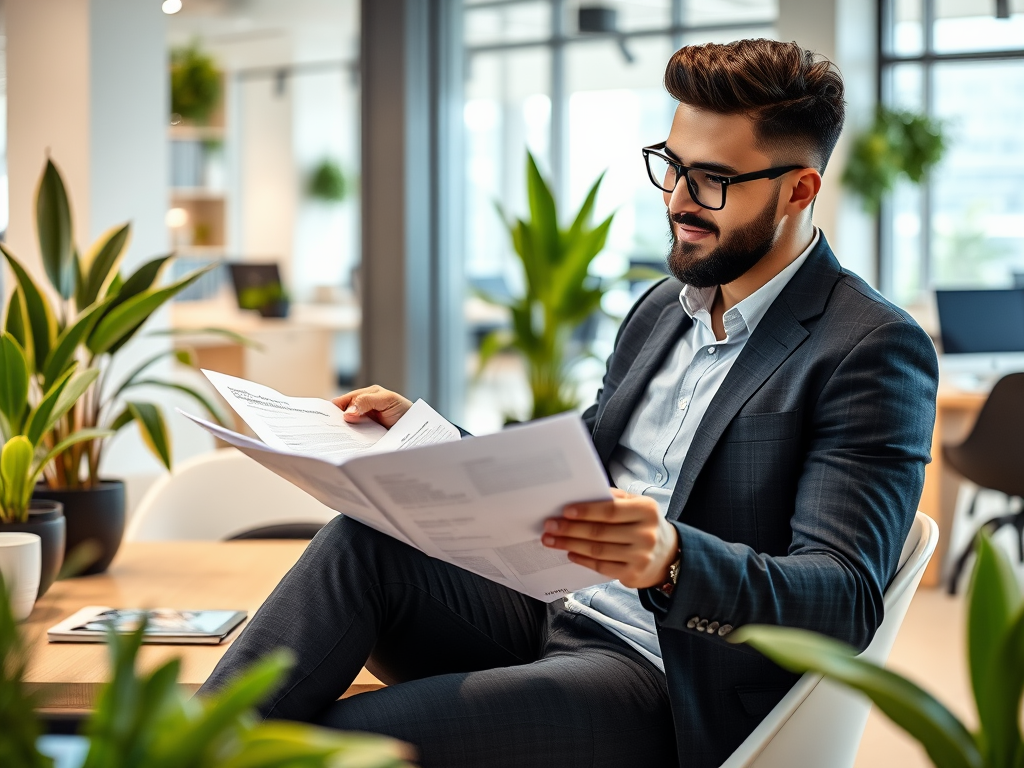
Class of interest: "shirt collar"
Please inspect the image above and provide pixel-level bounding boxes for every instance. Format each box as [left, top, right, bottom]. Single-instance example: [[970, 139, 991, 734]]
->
[[678, 228, 819, 337]]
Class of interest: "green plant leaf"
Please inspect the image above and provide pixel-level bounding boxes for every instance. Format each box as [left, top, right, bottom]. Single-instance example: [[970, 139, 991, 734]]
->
[[475, 329, 514, 378], [525, 152, 560, 267], [564, 169, 605, 248], [32, 427, 113, 488], [148, 326, 263, 350], [125, 402, 172, 470], [106, 254, 174, 311], [149, 650, 292, 768], [36, 159, 76, 299], [107, 349, 196, 403], [87, 263, 217, 356], [1, 244, 58, 372], [4, 289, 30, 353], [41, 298, 112, 389], [48, 368, 100, 433], [125, 379, 230, 427], [78, 223, 131, 309], [24, 366, 77, 447], [0, 333, 29, 436], [735, 625, 982, 768], [1, 436, 34, 518], [966, 529, 1022, 765]]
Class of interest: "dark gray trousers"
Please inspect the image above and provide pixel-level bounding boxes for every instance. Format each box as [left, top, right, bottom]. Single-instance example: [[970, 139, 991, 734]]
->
[[200, 516, 676, 767]]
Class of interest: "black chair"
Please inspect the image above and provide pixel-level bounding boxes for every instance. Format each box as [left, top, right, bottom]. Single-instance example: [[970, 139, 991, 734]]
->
[[945, 373, 1024, 593], [225, 522, 327, 541]]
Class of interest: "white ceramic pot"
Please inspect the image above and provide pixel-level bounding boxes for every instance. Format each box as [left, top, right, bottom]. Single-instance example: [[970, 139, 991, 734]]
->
[[0, 532, 42, 621]]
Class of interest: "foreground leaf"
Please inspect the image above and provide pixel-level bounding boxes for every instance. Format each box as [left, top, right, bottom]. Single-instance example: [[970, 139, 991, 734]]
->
[[78, 223, 131, 309], [0, 333, 29, 435], [1, 244, 58, 371], [734, 625, 982, 768], [36, 159, 75, 299]]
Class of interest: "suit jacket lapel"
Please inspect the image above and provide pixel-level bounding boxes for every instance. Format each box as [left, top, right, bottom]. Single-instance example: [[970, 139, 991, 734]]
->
[[666, 235, 844, 520], [592, 304, 692, 464]]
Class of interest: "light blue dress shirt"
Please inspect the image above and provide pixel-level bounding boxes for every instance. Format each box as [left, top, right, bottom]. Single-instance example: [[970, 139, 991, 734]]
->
[[564, 230, 819, 672]]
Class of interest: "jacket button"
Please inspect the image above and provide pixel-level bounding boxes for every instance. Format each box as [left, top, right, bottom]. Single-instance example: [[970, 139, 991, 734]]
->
[[697, 619, 709, 631], [707, 621, 719, 634], [718, 624, 733, 637], [687, 616, 700, 629]]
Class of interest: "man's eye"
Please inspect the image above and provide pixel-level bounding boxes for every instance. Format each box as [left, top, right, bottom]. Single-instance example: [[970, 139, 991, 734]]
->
[[706, 175, 727, 187]]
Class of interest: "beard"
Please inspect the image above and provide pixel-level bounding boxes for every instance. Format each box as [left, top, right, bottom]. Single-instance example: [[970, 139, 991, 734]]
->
[[666, 194, 779, 289]]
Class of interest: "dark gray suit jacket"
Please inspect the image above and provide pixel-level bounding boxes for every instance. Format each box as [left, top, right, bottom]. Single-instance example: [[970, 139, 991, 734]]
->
[[580, 233, 938, 765]]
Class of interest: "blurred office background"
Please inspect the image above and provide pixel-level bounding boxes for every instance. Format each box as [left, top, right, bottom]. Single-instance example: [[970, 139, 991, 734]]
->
[[1, 3, 1023, 762]]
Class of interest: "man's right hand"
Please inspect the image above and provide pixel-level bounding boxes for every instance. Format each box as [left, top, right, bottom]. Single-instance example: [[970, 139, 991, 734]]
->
[[332, 385, 413, 429]]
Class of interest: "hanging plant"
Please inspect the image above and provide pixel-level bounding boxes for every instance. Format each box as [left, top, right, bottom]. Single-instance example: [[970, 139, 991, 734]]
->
[[841, 106, 947, 212], [307, 159, 349, 202], [170, 42, 222, 125]]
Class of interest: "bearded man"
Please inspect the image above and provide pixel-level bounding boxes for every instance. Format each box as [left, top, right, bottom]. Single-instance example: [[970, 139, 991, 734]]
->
[[200, 38, 938, 768]]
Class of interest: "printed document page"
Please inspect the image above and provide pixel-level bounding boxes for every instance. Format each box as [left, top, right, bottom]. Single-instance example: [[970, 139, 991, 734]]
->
[[202, 370, 460, 461], [179, 412, 415, 547], [342, 414, 613, 600]]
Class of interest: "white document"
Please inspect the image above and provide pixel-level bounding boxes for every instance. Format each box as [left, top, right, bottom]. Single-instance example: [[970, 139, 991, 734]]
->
[[184, 374, 612, 601]]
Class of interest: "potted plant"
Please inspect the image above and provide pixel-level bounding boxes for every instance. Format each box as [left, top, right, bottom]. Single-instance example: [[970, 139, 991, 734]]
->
[[1, 158, 229, 575], [307, 158, 350, 203], [0, 332, 110, 597], [841, 106, 947, 212], [477, 153, 637, 420], [0, 574, 414, 767], [170, 41, 222, 126], [734, 530, 1018, 768]]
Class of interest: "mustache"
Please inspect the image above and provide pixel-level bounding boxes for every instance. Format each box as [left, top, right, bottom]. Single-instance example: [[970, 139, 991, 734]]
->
[[669, 210, 720, 237]]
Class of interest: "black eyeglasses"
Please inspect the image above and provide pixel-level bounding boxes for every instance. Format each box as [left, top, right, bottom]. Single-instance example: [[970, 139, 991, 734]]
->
[[642, 142, 802, 211]]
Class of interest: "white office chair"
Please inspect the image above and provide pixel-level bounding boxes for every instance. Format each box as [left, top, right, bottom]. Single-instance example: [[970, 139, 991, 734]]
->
[[720, 511, 938, 768], [126, 448, 338, 541]]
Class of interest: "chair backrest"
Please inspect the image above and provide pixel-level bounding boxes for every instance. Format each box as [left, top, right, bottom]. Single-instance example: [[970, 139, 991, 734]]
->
[[944, 373, 1024, 498], [126, 449, 337, 541], [720, 511, 938, 768]]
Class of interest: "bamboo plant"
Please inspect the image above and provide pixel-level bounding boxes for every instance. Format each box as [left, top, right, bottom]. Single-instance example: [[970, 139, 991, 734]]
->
[[1, 158, 229, 490], [0, 572, 413, 768], [734, 531, 1020, 768], [478, 153, 620, 420]]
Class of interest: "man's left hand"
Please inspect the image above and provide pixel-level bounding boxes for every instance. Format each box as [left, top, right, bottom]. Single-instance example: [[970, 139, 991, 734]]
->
[[541, 488, 680, 589]]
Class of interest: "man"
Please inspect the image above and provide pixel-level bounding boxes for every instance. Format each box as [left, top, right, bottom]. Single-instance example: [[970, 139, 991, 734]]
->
[[200, 39, 938, 767]]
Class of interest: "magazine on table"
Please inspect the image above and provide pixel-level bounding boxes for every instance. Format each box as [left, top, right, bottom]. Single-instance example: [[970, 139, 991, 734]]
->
[[48, 607, 247, 645], [181, 370, 612, 602]]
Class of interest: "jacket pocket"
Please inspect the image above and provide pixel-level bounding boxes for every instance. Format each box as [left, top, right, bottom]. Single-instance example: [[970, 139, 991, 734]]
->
[[723, 410, 800, 443], [735, 685, 790, 719]]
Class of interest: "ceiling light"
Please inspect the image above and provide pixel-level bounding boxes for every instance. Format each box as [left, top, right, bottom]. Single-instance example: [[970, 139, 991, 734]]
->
[[162, 0, 182, 15]]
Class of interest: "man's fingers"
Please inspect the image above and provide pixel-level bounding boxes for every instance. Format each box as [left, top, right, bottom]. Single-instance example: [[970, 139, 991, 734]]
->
[[541, 534, 632, 563], [543, 518, 643, 544], [564, 552, 627, 578], [332, 386, 377, 412], [563, 498, 656, 523]]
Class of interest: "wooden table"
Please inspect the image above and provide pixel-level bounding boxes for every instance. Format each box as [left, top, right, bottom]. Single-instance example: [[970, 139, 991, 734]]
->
[[919, 387, 988, 587], [22, 540, 383, 712]]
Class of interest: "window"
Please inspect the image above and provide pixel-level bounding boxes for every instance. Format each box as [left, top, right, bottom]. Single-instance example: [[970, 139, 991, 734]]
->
[[462, 0, 778, 432], [880, 0, 1024, 306]]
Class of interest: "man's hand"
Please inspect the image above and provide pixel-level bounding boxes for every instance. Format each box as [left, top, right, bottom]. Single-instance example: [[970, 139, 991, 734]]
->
[[332, 385, 412, 429], [541, 488, 680, 589]]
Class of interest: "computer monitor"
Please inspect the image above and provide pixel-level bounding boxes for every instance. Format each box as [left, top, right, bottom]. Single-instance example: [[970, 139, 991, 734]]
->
[[228, 262, 288, 318], [935, 288, 1024, 354]]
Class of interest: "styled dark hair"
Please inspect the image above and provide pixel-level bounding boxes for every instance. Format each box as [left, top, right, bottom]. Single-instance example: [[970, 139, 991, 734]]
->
[[664, 39, 846, 173]]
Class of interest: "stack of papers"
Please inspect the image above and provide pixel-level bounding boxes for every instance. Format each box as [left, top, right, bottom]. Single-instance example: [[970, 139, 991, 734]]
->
[[184, 372, 612, 601]]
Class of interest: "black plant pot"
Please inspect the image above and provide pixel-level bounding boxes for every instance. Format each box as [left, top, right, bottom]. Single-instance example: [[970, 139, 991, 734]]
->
[[0, 501, 66, 598], [33, 481, 125, 576]]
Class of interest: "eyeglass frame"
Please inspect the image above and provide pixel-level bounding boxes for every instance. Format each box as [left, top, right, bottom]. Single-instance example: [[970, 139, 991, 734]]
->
[[641, 141, 803, 211]]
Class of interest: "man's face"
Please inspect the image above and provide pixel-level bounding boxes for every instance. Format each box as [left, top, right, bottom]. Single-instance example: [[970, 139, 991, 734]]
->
[[662, 104, 784, 288]]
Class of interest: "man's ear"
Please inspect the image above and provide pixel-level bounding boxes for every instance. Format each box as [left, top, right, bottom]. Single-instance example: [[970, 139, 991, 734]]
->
[[786, 168, 821, 213]]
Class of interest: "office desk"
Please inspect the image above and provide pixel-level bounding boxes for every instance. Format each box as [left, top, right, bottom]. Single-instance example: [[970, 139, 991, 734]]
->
[[919, 387, 988, 587], [22, 541, 383, 713]]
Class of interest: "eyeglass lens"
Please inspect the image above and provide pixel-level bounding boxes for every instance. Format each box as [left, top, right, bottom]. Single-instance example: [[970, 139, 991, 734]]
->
[[646, 153, 725, 209]]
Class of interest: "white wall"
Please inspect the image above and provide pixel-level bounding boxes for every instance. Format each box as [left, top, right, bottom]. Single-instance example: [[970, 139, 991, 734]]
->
[[778, 0, 878, 286]]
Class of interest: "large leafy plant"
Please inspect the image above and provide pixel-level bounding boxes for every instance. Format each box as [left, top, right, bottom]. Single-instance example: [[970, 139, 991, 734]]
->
[[0, 573, 412, 768], [735, 531, 1019, 768], [842, 106, 947, 212], [0, 331, 109, 523], [1, 159, 228, 490], [479, 153, 619, 420]]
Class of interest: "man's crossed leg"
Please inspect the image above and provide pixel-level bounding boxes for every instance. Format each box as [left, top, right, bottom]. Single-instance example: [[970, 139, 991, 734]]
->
[[200, 516, 676, 768]]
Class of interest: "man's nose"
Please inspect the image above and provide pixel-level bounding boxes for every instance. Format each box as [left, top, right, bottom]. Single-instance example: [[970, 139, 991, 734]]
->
[[665, 180, 702, 215]]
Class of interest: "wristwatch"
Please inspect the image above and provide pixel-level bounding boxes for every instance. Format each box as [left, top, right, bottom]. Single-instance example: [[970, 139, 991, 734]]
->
[[657, 554, 681, 598]]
